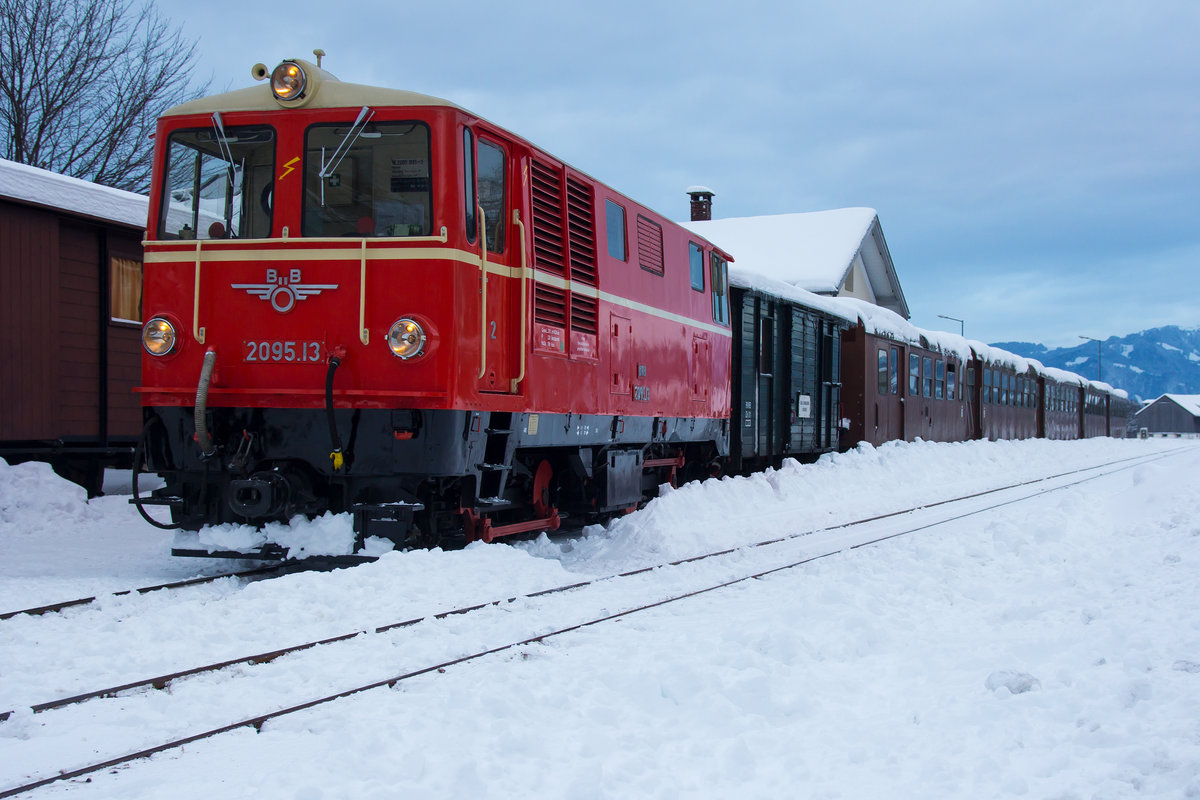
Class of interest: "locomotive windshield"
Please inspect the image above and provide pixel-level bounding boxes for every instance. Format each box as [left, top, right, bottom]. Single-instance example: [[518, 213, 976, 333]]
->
[[157, 123, 276, 240], [302, 121, 432, 237]]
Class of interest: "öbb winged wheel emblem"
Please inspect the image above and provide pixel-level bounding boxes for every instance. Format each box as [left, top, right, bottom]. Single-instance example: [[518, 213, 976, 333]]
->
[[232, 268, 338, 313]]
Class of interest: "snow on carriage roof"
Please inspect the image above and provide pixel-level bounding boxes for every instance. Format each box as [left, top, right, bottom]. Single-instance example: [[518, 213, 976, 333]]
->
[[683, 208, 879, 293], [0, 158, 149, 230], [730, 267, 1099, 389]]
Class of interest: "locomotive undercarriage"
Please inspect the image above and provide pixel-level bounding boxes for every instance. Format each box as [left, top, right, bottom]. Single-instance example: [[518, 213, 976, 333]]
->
[[136, 406, 728, 557]]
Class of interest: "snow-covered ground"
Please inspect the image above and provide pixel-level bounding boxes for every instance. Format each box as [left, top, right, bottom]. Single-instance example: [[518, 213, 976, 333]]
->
[[2, 437, 1199, 798]]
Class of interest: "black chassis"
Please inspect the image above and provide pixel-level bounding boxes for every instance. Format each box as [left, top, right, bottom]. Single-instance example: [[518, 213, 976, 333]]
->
[[142, 405, 728, 553]]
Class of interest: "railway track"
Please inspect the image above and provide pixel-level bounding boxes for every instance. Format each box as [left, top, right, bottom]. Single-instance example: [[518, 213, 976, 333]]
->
[[0, 564, 291, 622], [0, 446, 1184, 799]]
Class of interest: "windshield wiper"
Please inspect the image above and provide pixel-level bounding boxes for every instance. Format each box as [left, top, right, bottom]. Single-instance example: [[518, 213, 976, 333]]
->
[[317, 105, 374, 207]]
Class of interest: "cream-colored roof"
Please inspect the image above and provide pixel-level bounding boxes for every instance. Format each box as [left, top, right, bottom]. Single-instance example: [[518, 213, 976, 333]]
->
[[162, 61, 462, 117]]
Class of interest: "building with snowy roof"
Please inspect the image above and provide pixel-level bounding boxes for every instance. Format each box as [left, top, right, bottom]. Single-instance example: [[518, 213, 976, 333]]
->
[[1132, 394, 1200, 435], [682, 196, 909, 319]]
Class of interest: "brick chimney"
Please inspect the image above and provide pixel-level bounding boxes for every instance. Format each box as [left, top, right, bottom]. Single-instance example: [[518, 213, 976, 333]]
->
[[687, 186, 715, 221]]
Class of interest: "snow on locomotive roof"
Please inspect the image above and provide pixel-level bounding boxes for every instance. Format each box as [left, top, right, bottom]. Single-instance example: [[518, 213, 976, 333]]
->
[[683, 208, 879, 293], [0, 157, 148, 230]]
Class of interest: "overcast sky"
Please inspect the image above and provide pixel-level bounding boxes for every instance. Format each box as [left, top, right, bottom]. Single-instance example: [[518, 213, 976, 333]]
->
[[159, 0, 1198, 347]]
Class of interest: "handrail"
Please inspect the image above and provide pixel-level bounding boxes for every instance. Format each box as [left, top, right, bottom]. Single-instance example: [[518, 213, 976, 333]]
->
[[358, 239, 369, 345], [478, 204, 488, 380], [511, 209, 527, 393], [192, 241, 205, 344]]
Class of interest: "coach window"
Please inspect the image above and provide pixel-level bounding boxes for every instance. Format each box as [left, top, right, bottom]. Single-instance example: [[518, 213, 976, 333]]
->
[[908, 354, 920, 396], [710, 253, 729, 325], [303, 121, 431, 237], [983, 368, 992, 404], [935, 360, 945, 400], [159, 124, 275, 240], [606, 200, 627, 261], [922, 356, 933, 398], [947, 363, 957, 401], [689, 242, 705, 291], [889, 347, 899, 394], [877, 349, 888, 395], [110, 257, 142, 323]]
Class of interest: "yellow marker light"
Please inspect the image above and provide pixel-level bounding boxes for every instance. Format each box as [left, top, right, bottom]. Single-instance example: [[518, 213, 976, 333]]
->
[[271, 62, 307, 101], [387, 318, 427, 360], [142, 317, 177, 356]]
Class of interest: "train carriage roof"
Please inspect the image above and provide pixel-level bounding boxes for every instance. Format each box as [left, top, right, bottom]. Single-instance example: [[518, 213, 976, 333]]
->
[[0, 157, 148, 229]]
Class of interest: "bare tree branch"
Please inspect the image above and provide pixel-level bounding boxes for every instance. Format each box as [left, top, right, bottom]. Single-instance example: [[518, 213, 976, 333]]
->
[[0, 0, 207, 192]]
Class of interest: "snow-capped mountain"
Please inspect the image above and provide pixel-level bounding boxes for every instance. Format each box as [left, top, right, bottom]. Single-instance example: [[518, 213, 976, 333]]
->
[[992, 326, 1200, 404]]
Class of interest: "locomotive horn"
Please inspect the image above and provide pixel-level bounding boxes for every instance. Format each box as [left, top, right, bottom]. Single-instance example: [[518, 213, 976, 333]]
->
[[251, 63, 269, 81]]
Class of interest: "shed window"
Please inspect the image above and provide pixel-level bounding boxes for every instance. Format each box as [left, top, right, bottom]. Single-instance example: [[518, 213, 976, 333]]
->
[[877, 349, 888, 395], [889, 347, 899, 394], [110, 257, 142, 323], [606, 200, 626, 261], [689, 242, 704, 291]]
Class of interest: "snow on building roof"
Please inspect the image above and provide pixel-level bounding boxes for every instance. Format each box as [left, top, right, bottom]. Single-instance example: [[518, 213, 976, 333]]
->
[[1157, 394, 1200, 417], [0, 158, 149, 230], [684, 209, 875, 292], [683, 208, 909, 318]]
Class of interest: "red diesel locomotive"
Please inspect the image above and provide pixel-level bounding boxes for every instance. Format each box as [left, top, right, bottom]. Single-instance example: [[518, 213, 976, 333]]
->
[[135, 58, 733, 552]]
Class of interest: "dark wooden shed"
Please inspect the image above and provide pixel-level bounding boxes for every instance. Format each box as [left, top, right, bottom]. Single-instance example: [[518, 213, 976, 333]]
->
[[0, 158, 148, 494], [1133, 394, 1200, 435]]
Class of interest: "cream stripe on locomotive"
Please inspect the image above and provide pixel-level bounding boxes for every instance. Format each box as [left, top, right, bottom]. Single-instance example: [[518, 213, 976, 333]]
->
[[144, 243, 734, 339]]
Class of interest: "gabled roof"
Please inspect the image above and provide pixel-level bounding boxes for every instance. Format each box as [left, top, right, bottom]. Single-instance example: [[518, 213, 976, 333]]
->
[[0, 158, 148, 230], [682, 208, 910, 318], [1139, 394, 1200, 417]]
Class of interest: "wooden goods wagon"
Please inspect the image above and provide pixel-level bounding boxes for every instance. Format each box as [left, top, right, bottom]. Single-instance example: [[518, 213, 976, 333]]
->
[[0, 160, 146, 495]]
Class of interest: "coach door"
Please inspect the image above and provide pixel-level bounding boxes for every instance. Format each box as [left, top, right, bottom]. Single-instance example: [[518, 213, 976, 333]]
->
[[466, 129, 521, 394], [879, 344, 904, 444]]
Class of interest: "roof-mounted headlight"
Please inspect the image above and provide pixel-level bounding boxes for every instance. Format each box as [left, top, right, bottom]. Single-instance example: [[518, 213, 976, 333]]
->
[[142, 317, 177, 356], [271, 62, 307, 101], [388, 318, 427, 360]]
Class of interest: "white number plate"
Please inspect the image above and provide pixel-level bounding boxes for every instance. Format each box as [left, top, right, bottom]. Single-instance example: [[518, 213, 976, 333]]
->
[[243, 340, 323, 363]]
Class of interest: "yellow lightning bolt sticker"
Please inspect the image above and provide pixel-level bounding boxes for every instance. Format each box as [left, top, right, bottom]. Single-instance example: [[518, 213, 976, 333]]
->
[[278, 157, 300, 181]]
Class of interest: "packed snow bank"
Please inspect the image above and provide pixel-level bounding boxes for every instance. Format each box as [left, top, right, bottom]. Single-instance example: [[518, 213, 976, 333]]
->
[[2, 439, 1199, 798]]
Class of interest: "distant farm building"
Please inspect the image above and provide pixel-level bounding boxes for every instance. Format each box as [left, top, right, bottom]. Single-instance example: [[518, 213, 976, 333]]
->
[[1133, 394, 1200, 436], [682, 193, 909, 319]]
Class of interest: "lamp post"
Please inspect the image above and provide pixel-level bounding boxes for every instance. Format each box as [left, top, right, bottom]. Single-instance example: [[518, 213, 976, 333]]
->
[[1079, 335, 1102, 382], [938, 314, 964, 337]]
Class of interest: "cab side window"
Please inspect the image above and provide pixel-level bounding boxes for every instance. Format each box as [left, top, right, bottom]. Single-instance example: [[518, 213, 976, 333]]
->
[[689, 242, 704, 291], [606, 200, 626, 261], [710, 253, 729, 325], [477, 139, 506, 253]]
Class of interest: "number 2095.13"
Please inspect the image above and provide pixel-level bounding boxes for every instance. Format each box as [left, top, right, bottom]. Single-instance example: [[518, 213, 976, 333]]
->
[[243, 341, 322, 363]]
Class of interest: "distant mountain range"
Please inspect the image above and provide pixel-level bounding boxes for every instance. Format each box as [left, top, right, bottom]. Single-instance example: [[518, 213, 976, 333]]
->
[[992, 326, 1200, 404]]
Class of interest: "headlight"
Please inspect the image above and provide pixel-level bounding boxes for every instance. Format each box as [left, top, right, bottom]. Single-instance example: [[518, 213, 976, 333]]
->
[[142, 317, 177, 356], [387, 318, 426, 360], [271, 62, 306, 101]]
